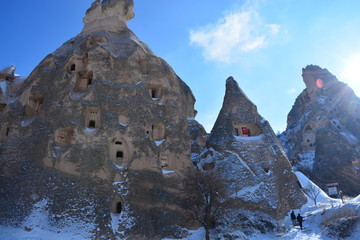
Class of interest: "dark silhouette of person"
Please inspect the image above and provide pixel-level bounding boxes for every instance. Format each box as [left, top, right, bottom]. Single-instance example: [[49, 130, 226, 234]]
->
[[290, 211, 296, 226], [297, 213, 303, 230]]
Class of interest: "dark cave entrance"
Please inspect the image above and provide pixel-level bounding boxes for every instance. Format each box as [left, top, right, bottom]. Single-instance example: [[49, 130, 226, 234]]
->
[[88, 120, 96, 128], [115, 202, 122, 214], [116, 151, 123, 158]]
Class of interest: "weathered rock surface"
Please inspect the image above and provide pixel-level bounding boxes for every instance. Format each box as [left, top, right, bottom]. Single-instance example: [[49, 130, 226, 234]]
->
[[82, 0, 134, 35], [280, 65, 360, 196], [1, 0, 196, 239], [1, 1, 313, 239], [0, 65, 16, 80], [197, 77, 306, 221]]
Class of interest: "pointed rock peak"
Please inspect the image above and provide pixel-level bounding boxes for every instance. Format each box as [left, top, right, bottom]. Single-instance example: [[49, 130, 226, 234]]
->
[[225, 76, 252, 103], [222, 77, 258, 122], [0, 65, 16, 75], [208, 77, 263, 148], [302, 65, 338, 93], [82, 0, 134, 35], [0, 65, 16, 81], [226, 76, 235, 83]]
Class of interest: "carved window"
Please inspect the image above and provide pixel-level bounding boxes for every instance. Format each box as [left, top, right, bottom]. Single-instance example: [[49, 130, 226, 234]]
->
[[86, 106, 100, 128], [116, 151, 123, 158], [75, 71, 93, 92], [152, 124, 165, 140], [89, 120, 96, 128], [304, 125, 312, 133], [58, 132, 68, 142], [148, 84, 162, 99], [55, 128, 73, 146], [25, 95, 44, 116], [110, 138, 129, 164], [234, 128, 239, 136], [352, 159, 360, 170], [0, 123, 11, 142], [70, 64, 76, 71], [110, 200, 122, 214], [115, 202, 122, 214], [160, 158, 168, 168], [5, 126, 10, 136]]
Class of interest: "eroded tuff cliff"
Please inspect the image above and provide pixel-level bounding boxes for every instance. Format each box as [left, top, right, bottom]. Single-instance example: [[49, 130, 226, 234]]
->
[[194, 77, 306, 230], [1, 1, 312, 239], [0, 1, 196, 239], [280, 65, 360, 196]]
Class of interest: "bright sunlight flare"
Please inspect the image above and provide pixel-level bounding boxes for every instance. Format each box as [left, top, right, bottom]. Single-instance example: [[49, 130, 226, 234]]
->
[[340, 54, 360, 96]]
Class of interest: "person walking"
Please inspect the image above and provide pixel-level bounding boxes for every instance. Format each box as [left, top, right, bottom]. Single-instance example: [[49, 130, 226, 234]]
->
[[290, 211, 296, 226], [297, 213, 304, 230]]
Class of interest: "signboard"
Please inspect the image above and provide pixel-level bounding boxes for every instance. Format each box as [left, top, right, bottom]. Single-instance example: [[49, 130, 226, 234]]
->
[[328, 186, 338, 196]]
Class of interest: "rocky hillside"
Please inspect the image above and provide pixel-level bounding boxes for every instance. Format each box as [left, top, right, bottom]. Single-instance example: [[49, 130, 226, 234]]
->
[[1, 0, 197, 239], [1, 0, 309, 239], [279, 65, 360, 196], [191, 77, 306, 237]]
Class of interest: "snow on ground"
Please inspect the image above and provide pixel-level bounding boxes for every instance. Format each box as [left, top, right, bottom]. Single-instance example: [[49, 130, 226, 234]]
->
[[0, 199, 94, 240], [162, 169, 175, 175], [174, 171, 360, 240], [234, 134, 264, 142], [1, 172, 359, 240], [295, 150, 315, 172], [155, 139, 165, 146], [295, 171, 334, 203], [275, 172, 359, 240], [162, 228, 206, 240], [83, 127, 97, 135]]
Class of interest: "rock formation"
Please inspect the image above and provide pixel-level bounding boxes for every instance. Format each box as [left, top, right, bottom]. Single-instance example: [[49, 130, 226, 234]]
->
[[280, 65, 360, 196], [0, 0, 196, 239], [0, 65, 16, 81], [82, 0, 134, 35], [1, 1, 310, 239], [194, 77, 306, 233]]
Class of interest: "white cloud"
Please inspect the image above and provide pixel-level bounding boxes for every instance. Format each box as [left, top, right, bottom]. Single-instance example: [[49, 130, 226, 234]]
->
[[267, 24, 280, 35], [286, 88, 296, 94], [189, 7, 280, 63]]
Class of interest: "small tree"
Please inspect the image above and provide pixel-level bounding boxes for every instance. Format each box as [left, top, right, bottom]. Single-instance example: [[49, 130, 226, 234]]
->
[[184, 168, 226, 240], [304, 183, 321, 206]]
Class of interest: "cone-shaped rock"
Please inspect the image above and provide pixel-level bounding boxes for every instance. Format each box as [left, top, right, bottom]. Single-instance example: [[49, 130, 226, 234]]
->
[[0, 1, 196, 239], [208, 77, 261, 148], [204, 77, 306, 221], [280, 65, 360, 196]]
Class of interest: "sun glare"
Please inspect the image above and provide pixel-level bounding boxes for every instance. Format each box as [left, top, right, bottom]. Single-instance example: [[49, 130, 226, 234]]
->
[[315, 78, 324, 88], [340, 54, 360, 96]]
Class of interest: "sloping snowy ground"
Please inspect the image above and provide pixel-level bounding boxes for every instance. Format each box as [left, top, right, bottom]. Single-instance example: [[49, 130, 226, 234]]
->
[[1, 172, 359, 240], [173, 171, 360, 240], [0, 199, 94, 240]]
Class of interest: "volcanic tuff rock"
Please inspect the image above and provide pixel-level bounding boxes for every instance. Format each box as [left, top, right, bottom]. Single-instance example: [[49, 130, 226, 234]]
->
[[0, 0, 196, 239], [280, 65, 360, 196], [197, 77, 306, 221], [82, 0, 134, 35], [1, 0, 310, 239]]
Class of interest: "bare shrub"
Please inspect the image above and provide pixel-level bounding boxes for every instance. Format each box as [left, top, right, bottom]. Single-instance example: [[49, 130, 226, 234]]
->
[[304, 183, 321, 206], [183, 168, 226, 240]]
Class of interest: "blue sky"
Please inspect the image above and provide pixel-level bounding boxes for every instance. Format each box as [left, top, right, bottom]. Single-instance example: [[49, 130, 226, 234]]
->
[[1, 0, 360, 133]]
